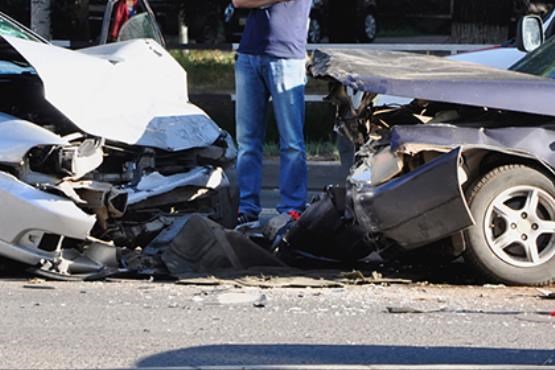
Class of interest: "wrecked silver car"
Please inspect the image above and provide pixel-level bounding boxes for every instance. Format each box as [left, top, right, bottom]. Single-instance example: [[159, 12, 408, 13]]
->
[[308, 42, 555, 286], [0, 15, 237, 279]]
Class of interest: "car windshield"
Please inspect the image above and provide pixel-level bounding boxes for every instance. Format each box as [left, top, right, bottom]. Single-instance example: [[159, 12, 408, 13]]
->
[[0, 14, 44, 43], [511, 36, 555, 78]]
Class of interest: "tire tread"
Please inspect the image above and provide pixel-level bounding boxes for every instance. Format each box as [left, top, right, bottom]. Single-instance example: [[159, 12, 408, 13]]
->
[[464, 164, 554, 286]]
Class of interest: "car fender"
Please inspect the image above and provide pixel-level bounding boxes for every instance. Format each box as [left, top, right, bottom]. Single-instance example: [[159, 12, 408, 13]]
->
[[0, 112, 68, 164], [0, 171, 95, 251]]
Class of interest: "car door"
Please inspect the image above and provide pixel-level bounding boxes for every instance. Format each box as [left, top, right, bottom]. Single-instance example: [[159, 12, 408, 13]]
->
[[98, 0, 165, 46]]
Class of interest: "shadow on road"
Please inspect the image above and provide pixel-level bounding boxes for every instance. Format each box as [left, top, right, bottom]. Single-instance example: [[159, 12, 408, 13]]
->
[[136, 344, 554, 367]]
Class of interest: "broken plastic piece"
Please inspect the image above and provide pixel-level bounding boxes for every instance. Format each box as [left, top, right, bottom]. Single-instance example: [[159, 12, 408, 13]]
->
[[161, 214, 285, 276]]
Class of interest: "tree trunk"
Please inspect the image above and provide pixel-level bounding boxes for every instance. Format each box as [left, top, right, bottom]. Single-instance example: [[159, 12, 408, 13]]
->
[[451, 0, 513, 43], [30, 0, 51, 39]]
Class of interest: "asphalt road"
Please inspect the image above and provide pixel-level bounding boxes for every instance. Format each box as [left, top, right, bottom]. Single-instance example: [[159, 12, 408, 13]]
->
[[1, 161, 553, 370], [0, 277, 553, 369]]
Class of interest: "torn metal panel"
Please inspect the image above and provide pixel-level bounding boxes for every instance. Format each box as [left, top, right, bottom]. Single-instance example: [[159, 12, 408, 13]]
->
[[1, 36, 223, 151], [126, 167, 228, 205], [58, 139, 104, 179], [135, 113, 223, 152], [310, 49, 555, 116], [350, 148, 474, 248], [390, 124, 555, 168], [38, 243, 118, 276], [73, 181, 128, 217], [0, 113, 68, 163], [350, 146, 403, 186]]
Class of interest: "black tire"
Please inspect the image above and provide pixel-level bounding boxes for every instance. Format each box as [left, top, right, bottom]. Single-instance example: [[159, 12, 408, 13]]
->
[[463, 164, 555, 286], [359, 12, 377, 43]]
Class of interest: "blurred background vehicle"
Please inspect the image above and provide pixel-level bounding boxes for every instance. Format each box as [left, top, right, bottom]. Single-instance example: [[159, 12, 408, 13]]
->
[[3, 0, 555, 45], [223, 0, 378, 44]]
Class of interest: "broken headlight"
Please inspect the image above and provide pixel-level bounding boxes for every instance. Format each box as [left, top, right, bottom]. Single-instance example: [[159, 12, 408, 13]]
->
[[28, 138, 104, 179], [350, 146, 403, 187]]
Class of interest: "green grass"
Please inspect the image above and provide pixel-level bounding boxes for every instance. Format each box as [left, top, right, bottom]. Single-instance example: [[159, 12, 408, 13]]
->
[[264, 141, 339, 161], [171, 50, 236, 93], [171, 50, 328, 94]]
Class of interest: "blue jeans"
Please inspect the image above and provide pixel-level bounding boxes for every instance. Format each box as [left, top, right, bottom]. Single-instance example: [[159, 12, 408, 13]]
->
[[235, 53, 307, 216]]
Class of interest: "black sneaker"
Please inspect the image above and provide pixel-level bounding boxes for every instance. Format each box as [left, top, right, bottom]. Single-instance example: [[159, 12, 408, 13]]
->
[[236, 213, 260, 229]]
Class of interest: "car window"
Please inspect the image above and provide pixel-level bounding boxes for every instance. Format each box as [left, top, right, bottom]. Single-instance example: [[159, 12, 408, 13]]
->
[[0, 15, 43, 43], [511, 36, 555, 78], [117, 13, 164, 45]]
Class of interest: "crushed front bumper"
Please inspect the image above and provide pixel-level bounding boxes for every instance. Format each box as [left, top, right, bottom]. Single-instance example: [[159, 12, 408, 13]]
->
[[349, 148, 474, 249], [0, 171, 96, 265]]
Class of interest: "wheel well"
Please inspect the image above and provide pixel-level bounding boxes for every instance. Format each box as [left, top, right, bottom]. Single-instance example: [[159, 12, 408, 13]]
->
[[462, 149, 555, 195], [447, 150, 555, 264]]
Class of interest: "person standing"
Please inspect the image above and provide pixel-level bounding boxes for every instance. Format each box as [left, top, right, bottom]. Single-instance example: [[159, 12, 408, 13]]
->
[[232, 0, 311, 226], [110, 0, 139, 41]]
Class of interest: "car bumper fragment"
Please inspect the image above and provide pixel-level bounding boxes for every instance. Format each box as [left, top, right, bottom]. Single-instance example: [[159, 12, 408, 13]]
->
[[350, 148, 474, 249]]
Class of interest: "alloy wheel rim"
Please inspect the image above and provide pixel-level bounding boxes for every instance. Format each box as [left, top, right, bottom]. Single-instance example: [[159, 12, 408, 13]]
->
[[484, 185, 555, 268]]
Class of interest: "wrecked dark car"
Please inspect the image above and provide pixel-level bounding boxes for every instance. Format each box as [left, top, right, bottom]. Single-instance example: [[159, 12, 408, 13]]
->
[[0, 12, 237, 280], [307, 39, 555, 286]]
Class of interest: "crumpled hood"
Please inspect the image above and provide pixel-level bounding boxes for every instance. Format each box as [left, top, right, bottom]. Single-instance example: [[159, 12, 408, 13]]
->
[[310, 49, 555, 117], [0, 36, 222, 151]]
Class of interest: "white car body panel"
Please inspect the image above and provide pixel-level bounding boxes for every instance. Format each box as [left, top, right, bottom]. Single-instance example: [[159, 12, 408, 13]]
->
[[0, 113, 68, 163], [3, 36, 222, 151], [127, 167, 228, 205], [0, 171, 96, 244]]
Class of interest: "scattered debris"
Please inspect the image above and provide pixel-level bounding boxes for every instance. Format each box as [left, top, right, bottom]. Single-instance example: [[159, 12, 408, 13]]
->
[[537, 289, 555, 300], [253, 294, 268, 308], [26, 278, 47, 285], [175, 276, 224, 286], [22, 284, 55, 290], [483, 284, 507, 289], [217, 292, 263, 305], [175, 268, 415, 289], [340, 270, 366, 281], [235, 275, 344, 289], [339, 270, 412, 285], [386, 306, 446, 314], [515, 314, 555, 324]]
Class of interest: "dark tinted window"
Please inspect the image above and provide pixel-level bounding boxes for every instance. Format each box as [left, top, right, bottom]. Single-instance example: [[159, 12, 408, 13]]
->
[[511, 36, 555, 78], [0, 15, 43, 43]]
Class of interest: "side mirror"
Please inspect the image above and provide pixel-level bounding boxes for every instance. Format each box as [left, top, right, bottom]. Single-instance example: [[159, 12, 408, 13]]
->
[[516, 15, 544, 53]]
